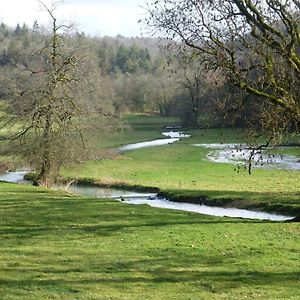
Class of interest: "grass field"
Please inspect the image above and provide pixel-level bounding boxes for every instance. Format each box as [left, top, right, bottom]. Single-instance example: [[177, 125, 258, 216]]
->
[[0, 182, 299, 299], [63, 115, 300, 214], [0, 115, 299, 299]]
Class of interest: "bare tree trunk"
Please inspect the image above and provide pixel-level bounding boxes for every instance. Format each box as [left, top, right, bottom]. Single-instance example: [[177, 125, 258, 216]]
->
[[36, 112, 52, 186]]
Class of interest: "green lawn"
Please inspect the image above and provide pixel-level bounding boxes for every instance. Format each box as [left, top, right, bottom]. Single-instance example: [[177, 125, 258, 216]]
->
[[63, 117, 300, 214], [0, 182, 299, 299]]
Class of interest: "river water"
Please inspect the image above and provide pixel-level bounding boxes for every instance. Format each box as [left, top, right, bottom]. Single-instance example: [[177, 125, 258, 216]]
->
[[194, 143, 300, 170], [0, 171, 294, 221], [118, 131, 190, 151], [118, 132, 299, 170], [119, 138, 180, 151], [0, 131, 296, 221], [0, 170, 29, 183]]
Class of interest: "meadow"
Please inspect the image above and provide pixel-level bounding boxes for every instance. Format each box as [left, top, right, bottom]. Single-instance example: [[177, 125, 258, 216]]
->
[[64, 115, 300, 215], [0, 182, 299, 299], [0, 115, 299, 299]]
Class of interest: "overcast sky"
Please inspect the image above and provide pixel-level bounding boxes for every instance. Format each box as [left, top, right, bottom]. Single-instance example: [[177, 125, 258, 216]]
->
[[0, 0, 149, 37]]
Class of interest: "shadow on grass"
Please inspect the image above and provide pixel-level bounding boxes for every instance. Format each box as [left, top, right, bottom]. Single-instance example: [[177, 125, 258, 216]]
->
[[1, 264, 299, 295], [0, 197, 269, 239], [1, 186, 299, 297]]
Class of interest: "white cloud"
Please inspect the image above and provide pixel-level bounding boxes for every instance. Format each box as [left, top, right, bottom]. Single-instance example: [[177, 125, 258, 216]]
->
[[0, 0, 42, 26], [0, 0, 146, 37]]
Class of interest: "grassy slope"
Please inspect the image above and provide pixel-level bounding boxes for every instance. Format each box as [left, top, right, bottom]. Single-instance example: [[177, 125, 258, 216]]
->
[[0, 182, 299, 300], [64, 116, 300, 213]]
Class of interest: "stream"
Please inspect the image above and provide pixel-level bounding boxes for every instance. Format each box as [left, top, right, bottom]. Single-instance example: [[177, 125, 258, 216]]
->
[[0, 130, 297, 221], [118, 131, 190, 151], [0, 171, 294, 221], [118, 130, 300, 170], [0, 170, 29, 183]]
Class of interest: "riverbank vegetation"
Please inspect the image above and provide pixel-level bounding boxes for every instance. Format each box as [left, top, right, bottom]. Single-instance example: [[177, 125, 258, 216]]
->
[[62, 115, 300, 216], [0, 181, 299, 299]]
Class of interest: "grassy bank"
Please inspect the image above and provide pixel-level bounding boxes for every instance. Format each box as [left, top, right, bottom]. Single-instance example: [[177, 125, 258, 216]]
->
[[64, 126, 300, 215], [3, 114, 300, 214], [0, 182, 299, 299]]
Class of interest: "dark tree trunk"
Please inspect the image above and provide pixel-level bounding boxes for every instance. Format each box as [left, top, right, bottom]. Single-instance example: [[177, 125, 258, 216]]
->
[[36, 112, 52, 186]]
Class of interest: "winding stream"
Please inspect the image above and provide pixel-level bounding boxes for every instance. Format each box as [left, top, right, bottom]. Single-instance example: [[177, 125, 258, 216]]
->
[[118, 130, 299, 170], [0, 171, 294, 221], [0, 130, 296, 221]]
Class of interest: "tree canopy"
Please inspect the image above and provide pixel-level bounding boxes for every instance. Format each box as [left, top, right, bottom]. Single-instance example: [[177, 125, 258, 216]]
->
[[146, 0, 300, 134]]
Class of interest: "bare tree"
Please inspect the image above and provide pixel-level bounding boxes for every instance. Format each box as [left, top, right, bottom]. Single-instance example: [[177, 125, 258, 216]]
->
[[145, 73, 179, 116], [0, 1, 113, 185], [173, 52, 210, 126], [146, 0, 300, 134]]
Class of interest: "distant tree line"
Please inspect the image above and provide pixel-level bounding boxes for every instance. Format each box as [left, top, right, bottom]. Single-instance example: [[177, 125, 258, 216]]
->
[[2, 1, 298, 138], [0, 20, 221, 128]]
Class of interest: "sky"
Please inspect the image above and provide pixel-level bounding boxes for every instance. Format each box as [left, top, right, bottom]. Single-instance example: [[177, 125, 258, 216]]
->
[[0, 0, 149, 37]]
